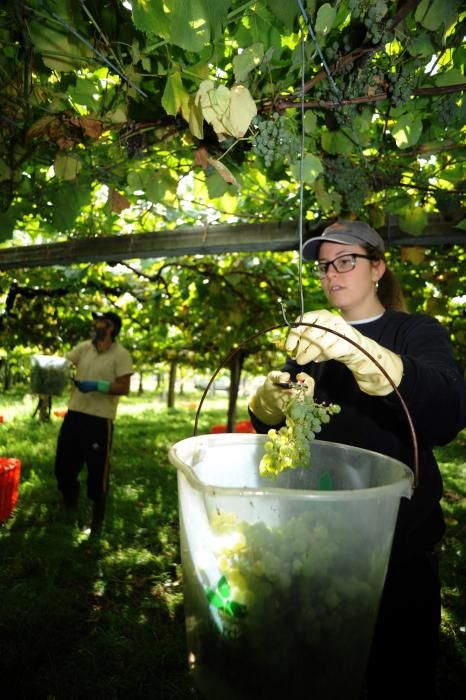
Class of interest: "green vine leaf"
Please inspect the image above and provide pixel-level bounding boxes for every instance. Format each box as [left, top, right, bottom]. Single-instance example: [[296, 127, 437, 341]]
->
[[162, 69, 188, 117], [290, 154, 324, 185], [315, 3, 336, 35], [391, 115, 423, 149], [233, 43, 264, 83], [415, 0, 450, 31], [53, 154, 82, 180], [435, 69, 465, 87], [399, 207, 429, 236]]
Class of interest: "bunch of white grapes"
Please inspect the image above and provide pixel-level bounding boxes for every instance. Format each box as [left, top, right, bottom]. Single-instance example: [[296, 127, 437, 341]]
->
[[207, 508, 384, 698], [259, 387, 341, 477]]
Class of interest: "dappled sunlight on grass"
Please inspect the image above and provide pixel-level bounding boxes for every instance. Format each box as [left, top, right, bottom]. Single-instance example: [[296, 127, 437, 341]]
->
[[0, 392, 207, 699], [0, 396, 464, 697]]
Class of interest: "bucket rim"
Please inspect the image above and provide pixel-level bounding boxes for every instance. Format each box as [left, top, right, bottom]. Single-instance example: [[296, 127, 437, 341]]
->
[[168, 433, 414, 501]]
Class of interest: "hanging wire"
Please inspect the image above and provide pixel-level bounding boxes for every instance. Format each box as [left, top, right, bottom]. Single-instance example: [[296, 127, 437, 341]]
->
[[296, 1, 374, 168], [280, 9, 309, 328], [280, 14, 307, 328], [281, 1, 344, 328], [282, 0, 382, 331], [295, 0, 343, 102]]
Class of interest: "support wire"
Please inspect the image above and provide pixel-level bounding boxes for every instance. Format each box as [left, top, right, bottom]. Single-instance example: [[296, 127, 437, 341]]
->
[[282, 2, 344, 328]]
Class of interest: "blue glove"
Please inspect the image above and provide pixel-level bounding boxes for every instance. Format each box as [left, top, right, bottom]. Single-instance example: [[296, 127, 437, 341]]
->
[[75, 380, 111, 393]]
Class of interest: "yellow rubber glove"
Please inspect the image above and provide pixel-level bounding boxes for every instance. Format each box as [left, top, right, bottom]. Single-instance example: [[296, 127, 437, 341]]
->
[[285, 310, 403, 396], [249, 370, 315, 425]]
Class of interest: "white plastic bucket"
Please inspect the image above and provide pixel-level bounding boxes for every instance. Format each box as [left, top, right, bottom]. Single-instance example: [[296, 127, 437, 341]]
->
[[168, 433, 414, 700]]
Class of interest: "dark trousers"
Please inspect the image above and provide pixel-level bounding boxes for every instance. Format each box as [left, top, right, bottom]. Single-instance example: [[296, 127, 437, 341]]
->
[[366, 551, 441, 699], [55, 410, 113, 503]]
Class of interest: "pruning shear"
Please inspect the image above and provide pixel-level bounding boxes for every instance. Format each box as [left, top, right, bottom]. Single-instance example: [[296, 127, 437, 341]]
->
[[277, 380, 308, 390]]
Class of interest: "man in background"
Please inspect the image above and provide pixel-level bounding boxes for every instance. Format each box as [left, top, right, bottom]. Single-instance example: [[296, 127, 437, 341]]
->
[[55, 311, 133, 535]]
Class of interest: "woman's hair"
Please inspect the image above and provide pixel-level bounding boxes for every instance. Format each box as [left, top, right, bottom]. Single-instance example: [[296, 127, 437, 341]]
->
[[365, 245, 407, 312]]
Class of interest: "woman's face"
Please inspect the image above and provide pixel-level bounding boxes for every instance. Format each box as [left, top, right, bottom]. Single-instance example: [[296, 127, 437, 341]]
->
[[317, 242, 385, 320]]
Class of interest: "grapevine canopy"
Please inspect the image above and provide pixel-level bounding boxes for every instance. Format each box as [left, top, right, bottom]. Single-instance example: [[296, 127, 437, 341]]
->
[[0, 0, 464, 249]]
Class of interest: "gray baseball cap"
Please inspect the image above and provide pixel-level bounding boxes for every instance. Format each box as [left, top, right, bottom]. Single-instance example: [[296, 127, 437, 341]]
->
[[302, 220, 385, 260]]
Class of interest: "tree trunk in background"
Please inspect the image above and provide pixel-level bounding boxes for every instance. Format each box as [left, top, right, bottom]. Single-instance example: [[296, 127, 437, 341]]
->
[[138, 372, 144, 394], [2, 358, 10, 391], [226, 351, 245, 432], [167, 360, 177, 408]]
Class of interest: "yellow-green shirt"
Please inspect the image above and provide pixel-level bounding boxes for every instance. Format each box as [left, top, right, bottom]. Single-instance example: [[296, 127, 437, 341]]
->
[[66, 340, 133, 420]]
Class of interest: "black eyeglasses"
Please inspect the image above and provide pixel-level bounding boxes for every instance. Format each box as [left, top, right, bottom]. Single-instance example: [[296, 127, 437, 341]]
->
[[312, 253, 374, 278]]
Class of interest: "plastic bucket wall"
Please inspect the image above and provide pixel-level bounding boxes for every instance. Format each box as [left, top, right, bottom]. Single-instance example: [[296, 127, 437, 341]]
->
[[168, 434, 413, 700], [0, 458, 21, 523]]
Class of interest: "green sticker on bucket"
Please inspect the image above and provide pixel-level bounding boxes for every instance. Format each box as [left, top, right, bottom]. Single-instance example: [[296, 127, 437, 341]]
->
[[317, 472, 333, 491], [206, 576, 247, 619]]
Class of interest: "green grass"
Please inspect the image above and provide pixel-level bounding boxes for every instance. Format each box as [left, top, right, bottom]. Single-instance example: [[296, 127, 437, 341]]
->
[[0, 392, 465, 699]]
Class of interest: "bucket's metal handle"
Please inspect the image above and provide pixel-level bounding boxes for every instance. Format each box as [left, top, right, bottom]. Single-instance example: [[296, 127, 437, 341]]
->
[[194, 322, 419, 488]]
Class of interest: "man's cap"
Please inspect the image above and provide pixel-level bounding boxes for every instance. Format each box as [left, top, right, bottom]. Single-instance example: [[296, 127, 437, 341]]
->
[[92, 311, 122, 335], [302, 221, 385, 261]]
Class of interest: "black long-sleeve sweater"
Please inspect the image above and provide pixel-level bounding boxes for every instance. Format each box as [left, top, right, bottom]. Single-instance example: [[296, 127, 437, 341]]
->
[[250, 309, 466, 561]]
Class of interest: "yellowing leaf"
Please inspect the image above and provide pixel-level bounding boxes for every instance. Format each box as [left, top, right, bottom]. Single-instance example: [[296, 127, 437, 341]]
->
[[207, 158, 240, 188], [106, 106, 128, 124], [228, 85, 257, 138], [26, 115, 61, 141], [194, 80, 256, 139], [400, 246, 426, 263], [189, 100, 204, 139], [194, 146, 210, 169], [69, 117, 103, 139], [196, 81, 231, 137], [54, 154, 82, 180], [108, 189, 130, 213]]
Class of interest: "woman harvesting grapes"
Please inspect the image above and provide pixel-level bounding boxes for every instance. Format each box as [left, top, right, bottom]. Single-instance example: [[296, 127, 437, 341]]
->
[[249, 220, 466, 700]]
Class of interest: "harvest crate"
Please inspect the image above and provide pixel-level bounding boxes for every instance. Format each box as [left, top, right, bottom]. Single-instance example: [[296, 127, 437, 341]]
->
[[211, 420, 255, 434], [0, 458, 21, 523]]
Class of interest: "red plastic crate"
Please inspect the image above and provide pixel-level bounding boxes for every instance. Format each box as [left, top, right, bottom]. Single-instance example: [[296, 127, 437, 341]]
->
[[0, 458, 21, 523], [234, 420, 255, 433], [211, 420, 255, 434]]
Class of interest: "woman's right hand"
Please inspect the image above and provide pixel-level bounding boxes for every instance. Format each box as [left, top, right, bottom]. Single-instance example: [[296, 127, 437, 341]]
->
[[249, 370, 315, 426]]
